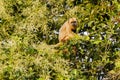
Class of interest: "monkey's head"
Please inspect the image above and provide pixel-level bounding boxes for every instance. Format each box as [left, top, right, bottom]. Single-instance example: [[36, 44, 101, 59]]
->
[[68, 18, 77, 31]]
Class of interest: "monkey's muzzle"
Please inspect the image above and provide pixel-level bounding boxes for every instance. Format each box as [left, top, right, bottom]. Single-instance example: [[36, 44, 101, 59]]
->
[[71, 21, 77, 27]]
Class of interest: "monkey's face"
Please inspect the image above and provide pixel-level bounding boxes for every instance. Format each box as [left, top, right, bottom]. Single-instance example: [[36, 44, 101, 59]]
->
[[69, 18, 77, 30]]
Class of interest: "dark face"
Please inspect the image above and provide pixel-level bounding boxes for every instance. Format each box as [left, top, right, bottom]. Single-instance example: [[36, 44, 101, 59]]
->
[[71, 21, 77, 27]]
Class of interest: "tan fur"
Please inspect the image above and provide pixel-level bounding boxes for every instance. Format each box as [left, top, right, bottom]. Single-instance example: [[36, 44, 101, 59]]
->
[[59, 18, 77, 42]]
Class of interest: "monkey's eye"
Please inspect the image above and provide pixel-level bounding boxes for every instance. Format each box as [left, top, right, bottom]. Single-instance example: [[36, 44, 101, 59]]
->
[[71, 21, 76, 23]]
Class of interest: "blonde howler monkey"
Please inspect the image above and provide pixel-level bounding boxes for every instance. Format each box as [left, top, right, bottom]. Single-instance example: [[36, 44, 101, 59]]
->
[[59, 17, 77, 42]]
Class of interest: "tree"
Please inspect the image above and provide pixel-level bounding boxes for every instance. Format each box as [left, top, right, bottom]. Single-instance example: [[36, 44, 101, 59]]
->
[[0, 0, 120, 79]]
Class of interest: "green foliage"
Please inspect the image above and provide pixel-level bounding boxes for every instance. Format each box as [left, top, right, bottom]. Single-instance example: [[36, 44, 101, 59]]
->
[[0, 42, 70, 80], [59, 35, 119, 79], [0, 0, 120, 80]]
